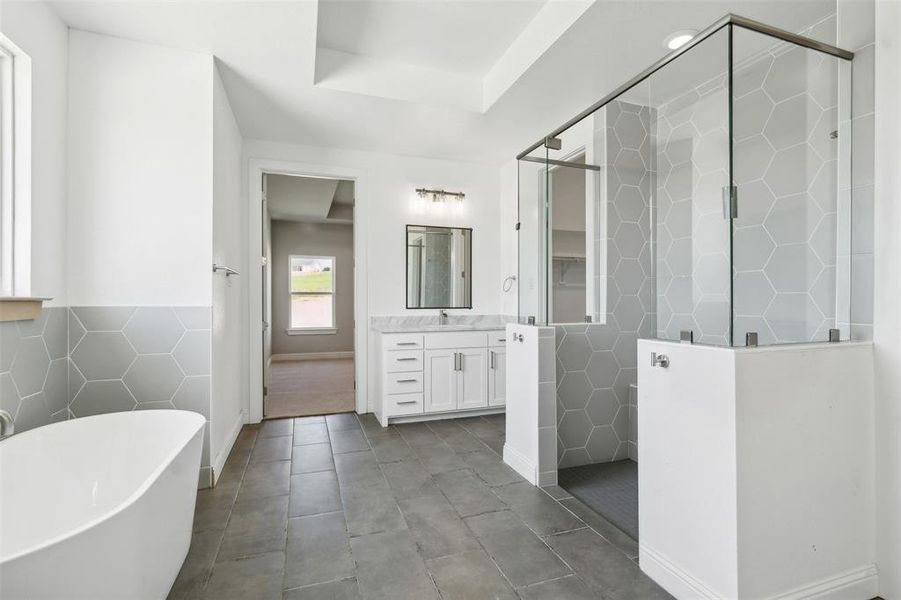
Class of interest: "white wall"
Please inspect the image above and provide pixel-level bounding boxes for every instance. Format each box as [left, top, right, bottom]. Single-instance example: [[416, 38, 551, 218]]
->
[[872, 0, 901, 596], [499, 160, 518, 317], [245, 139, 503, 418], [0, 1, 68, 305], [245, 140, 503, 317], [66, 30, 213, 306], [210, 62, 246, 477]]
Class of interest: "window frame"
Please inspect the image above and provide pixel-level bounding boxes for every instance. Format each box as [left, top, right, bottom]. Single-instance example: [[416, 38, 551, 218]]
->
[[0, 34, 32, 298], [287, 254, 337, 334]]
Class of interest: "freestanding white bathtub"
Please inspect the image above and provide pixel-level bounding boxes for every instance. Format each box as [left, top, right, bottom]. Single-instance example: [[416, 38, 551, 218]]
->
[[0, 410, 205, 600]]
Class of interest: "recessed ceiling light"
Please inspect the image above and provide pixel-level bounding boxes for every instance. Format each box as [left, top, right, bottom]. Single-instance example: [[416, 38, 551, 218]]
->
[[664, 30, 697, 50]]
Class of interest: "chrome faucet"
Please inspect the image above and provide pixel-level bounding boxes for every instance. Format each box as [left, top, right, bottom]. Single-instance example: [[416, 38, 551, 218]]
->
[[0, 410, 13, 440], [439, 309, 449, 325]]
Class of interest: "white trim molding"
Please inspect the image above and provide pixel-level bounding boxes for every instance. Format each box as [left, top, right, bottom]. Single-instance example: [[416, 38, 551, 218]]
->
[[247, 157, 368, 424], [211, 409, 246, 487], [271, 351, 354, 362]]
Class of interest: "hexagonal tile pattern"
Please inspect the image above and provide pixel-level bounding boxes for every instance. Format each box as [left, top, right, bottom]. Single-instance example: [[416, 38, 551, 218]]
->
[[11, 337, 51, 397], [173, 330, 211, 376], [557, 372, 592, 410], [71, 332, 136, 380], [586, 388, 619, 426], [123, 307, 186, 354], [124, 355, 185, 404], [585, 351, 618, 389], [557, 335, 591, 372], [558, 411, 592, 449], [0, 321, 21, 372], [586, 426, 619, 462], [71, 380, 137, 417]]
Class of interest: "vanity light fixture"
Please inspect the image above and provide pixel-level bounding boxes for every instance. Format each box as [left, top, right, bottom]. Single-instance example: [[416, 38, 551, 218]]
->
[[664, 30, 697, 50], [416, 188, 465, 203]]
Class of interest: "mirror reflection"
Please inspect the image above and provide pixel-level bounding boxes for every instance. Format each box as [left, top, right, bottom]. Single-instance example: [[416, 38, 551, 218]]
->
[[406, 225, 472, 309]]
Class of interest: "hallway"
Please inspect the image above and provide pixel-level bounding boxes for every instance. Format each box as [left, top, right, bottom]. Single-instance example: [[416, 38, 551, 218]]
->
[[265, 358, 355, 419]]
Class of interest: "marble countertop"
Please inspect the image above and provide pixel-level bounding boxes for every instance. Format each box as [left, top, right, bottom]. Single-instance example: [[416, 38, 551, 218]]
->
[[370, 315, 516, 333]]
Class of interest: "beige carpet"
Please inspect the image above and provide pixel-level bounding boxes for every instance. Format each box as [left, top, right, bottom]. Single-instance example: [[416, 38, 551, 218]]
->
[[265, 358, 355, 419]]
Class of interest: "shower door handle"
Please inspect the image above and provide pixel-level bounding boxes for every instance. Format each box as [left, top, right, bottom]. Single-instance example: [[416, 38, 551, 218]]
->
[[651, 352, 669, 368]]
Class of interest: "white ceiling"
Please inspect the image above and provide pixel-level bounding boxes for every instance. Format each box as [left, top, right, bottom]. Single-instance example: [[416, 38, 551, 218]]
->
[[49, 0, 836, 164], [316, 0, 546, 76], [267, 175, 354, 224]]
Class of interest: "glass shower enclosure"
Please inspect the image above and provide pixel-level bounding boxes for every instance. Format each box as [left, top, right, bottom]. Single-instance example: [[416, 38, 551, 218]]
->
[[517, 14, 855, 348]]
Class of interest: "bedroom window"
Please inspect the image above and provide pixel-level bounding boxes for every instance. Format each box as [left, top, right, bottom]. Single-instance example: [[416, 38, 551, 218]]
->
[[288, 255, 336, 333]]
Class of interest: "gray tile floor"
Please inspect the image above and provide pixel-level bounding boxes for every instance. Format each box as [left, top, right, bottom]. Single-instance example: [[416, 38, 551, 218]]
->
[[169, 413, 672, 600]]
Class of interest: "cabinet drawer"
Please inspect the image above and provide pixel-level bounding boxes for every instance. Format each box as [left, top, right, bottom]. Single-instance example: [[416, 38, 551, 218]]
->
[[385, 373, 424, 394], [386, 350, 424, 373], [384, 334, 424, 350], [425, 331, 488, 350], [488, 331, 507, 347], [386, 393, 424, 416]]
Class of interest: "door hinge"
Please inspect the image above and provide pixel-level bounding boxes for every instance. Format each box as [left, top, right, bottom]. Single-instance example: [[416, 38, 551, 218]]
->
[[722, 185, 738, 219], [515, 222, 521, 231]]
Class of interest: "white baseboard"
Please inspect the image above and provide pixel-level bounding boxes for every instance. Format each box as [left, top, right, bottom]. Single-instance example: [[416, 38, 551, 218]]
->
[[271, 351, 354, 362], [639, 543, 726, 599], [503, 443, 537, 485], [640, 543, 879, 600], [769, 565, 879, 600], [211, 409, 246, 486]]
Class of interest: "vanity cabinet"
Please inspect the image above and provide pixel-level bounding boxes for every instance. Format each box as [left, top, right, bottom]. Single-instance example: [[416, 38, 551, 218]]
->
[[375, 329, 507, 425]]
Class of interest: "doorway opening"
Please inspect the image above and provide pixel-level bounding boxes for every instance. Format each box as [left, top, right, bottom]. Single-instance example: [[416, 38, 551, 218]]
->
[[262, 173, 356, 419]]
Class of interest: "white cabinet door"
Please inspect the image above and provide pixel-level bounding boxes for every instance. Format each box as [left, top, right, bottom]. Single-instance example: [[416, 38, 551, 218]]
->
[[424, 349, 457, 413], [488, 348, 506, 407], [458, 348, 488, 410]]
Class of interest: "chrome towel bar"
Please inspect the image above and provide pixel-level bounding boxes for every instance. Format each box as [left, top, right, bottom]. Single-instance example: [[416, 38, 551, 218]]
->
[[212, 264, 239, 277]]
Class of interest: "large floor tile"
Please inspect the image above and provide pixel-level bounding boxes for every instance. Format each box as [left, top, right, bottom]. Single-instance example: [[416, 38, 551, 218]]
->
[[334, 450, 384, 488], [457, 416, 503, 440], [340, 480, 407, 537], [167, 529, 223, 599], [368, 436, 416, 463], [462, 450, 521, 487], [517, 575, 597, 599], [192, 488, 236, 533], [283, 511, 354, 589], [559, 496, 639, 559], [235, 461, 291, 502], [493, 481, 584, 536], [293, 422, 330, 446], [260, 418, 294, 438], [397, 493, 480, 560], [224, 494, 289, 540], [326, 412, 361, 432], [433, 469, 506, 518], [426, 549, 517, 600], [464, 510, 570, 588], [330, 428, 370, 454], [251, 435, 293, 463], [413, 444, 467, 474], [291, 443, 335, 475], [396, 422, 444, 447], [351, 530, 438, 600], [380, 460, 439, 499], [289, 470, 342, 517], [544, 527, 673, 600], [202, 551, 285, 600], [283, 578, 361, 600]]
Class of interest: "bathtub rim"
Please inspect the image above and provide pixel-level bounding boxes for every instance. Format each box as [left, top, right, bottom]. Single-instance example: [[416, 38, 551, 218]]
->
[[0, 409, 206, 565]]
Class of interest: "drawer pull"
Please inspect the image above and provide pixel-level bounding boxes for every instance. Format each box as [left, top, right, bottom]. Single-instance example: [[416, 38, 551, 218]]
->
[[397, 400, 418, 405], [498, 338, 506, 342], [396, 378, 418, 383], [396, 342, 419, 346], [396, 357, 418, 362]]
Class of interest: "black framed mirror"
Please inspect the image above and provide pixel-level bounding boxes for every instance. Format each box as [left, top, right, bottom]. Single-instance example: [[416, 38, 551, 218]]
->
[[406, 225, 472, 309]]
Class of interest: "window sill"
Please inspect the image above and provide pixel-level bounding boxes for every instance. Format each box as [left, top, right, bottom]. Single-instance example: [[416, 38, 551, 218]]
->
[[0, 297, 52, 322], [286, 328, 338, 336]]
